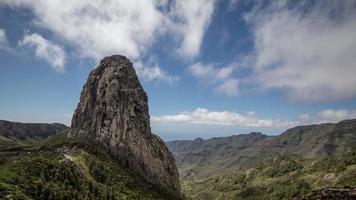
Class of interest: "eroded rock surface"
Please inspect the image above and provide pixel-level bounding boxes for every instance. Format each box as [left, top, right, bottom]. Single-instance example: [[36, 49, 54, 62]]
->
[[70, 55, 180, 197]]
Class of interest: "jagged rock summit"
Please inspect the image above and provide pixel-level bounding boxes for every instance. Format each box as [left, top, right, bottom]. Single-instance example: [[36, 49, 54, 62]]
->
[[70, 55, 180, 197]]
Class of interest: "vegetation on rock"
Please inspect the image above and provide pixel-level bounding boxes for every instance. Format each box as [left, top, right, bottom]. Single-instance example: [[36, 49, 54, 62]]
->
[[0, 131, 169, 200]]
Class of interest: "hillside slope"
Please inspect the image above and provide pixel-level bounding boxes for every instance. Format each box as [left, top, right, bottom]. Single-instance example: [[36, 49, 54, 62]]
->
[[167, 119, 356, 199], [0, 120, 67, 140], [0, 131, 169, 200], [167, 119, 356, 176], [181, 150, 356, 199]]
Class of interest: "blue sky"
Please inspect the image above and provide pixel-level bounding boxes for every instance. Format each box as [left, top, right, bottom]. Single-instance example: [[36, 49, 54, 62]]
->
[[1, 0, 356, 140]]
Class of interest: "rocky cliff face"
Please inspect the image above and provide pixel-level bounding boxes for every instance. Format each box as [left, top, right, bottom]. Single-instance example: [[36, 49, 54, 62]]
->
[[70, 55, 180, 197]]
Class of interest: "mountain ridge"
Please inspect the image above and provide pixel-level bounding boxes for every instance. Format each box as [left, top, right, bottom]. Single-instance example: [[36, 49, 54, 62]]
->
[[167, 119, 356, 175], [167, 119, 356, 199], [0, 119, 67, 141]]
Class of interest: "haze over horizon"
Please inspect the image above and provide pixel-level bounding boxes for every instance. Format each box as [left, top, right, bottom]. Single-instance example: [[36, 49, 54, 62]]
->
[[1, 0, 356, 140]]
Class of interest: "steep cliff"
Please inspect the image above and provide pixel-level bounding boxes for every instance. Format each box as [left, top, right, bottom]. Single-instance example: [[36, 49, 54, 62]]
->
[[70, 55, 180, 197]]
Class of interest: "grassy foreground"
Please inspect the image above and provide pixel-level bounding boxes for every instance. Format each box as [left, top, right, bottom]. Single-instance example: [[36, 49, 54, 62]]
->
[[0, 131, 166, 200]]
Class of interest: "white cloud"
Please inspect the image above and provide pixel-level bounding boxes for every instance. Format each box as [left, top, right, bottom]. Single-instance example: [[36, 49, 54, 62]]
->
[[215, 78, 239, 96], [0, 0, 216, 80], [316, 109, 356, 123], [316, 109, 356, 122], [152, 107, 297, 128], [0, 28, 10, 50], [299, 109, 356, 124], [171, 0, 216, 58], [189, 62, 239, 96], [134, 61, 179, 83], [0, 29, 7, 43], [189, 62, 215, 78], [153, 107, 356, 130], [19, 32, 66, 72], [2, 0, 164, 60], [245, 0, 356, 102]]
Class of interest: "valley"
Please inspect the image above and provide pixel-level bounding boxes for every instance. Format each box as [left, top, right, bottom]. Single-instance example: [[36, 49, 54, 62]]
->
[[167, 120, 356, 199]]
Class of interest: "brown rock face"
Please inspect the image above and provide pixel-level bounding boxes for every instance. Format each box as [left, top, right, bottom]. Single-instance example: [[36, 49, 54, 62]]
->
[[70, 55, 180, 197]]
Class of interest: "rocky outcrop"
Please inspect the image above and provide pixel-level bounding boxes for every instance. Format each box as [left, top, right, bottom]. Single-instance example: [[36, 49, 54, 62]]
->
[[0, 120, 67, 140], [70, 55, 180, 197]]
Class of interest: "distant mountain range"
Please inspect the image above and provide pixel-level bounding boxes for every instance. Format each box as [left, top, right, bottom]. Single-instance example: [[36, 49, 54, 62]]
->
[[0, 120, 68, 149], [1, 111, 355, 199], [167, 119, 356, 199], [167, 119, 356, 175], [0, 119, 67, 140]]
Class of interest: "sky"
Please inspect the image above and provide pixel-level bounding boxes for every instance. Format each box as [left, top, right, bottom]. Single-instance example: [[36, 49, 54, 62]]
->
[[1, 0, 356, 141]]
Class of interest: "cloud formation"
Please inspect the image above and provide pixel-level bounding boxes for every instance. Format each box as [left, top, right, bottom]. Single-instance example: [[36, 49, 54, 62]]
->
[[134, 61, 179, 83], [0, 29, 7, 42], [215, 78, 239, 96], [152, 107, 297, 128], [316, 109, 356, 123], [1, 0, 215, 80], [245, 0, 356, 102], [299, 109, 356, 124], [19, 32, 66, 72], [152, 107, 356, 129], [0, 28, 10, 51], [171, 0, 215, 58], [189, 62, 239, 96]]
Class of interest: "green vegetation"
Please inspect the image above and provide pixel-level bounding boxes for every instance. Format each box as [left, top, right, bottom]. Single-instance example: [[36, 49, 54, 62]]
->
[[181, 152, 356, 200], [2, 119, 356, 199], [0, 134, 26, 151], [166, 119, 356, 199], [0, 131, 166, 200]]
